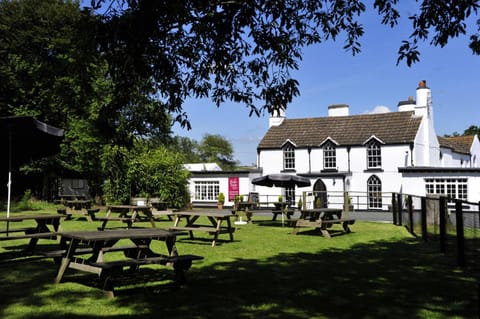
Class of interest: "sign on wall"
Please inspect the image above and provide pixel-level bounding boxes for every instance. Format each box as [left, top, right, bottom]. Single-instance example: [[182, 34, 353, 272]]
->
[[228, 177, 239, 201]]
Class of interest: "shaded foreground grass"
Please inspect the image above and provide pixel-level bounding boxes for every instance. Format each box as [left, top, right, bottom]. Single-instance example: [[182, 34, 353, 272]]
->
[[0, 211, 477, 319]]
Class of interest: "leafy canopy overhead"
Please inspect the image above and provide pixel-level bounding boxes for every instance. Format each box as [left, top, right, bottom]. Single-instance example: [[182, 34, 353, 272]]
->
[[87, 0, 480, 129]]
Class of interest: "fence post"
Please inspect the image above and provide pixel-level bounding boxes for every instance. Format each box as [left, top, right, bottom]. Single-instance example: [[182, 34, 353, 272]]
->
[[407, 195, 414, 235], [439, 196, 447, 254], [397, 193, 403, 225], [455, 200, 465, 267], [392, 193, 398, 225], [421, 196, 427, 241]]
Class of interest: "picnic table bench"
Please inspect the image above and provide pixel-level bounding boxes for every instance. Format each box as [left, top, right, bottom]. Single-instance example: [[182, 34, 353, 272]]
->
[[292, 208, 355, 238], [90, 205, 156, 230], [169, 211, 235, 247], [51, 228, 203, 297], [0, 214, 63, 251]]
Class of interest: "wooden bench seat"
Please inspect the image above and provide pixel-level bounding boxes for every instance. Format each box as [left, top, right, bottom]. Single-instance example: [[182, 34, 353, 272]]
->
[[271, 209, 295, 221], [38, 245, 146, 258], [0, 227, 36, 234], [292, 218, 355, 237], [58, 207, 100, 221], [169, 226, 235, 235], [0, 232, 58, 241], [89, 254, 204, 297]]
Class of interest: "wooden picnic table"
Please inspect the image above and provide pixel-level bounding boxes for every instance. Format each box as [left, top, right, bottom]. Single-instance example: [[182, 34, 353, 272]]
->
[[94, 205, 156, 230], [59, 200, 96, 221], [232, 202, 254, 223], [0, 214, 63, 251], [271, 202, 296, 222], [292, 208, 355, 237], [169, 211, 236, 247], [50, 228, 203, 297]]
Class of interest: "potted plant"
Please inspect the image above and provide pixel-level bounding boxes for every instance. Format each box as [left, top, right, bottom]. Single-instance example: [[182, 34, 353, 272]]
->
[[315, 197, 322, 208], [297, 198, 303, 210], [344, 195, 353, 212], [217, 192, 225, 209]]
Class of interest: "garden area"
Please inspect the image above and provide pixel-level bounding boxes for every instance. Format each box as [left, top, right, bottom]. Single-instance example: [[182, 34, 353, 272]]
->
[[0, 203, 478, 319]]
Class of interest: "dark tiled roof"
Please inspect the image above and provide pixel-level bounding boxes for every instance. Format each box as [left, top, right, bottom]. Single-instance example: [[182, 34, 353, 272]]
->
[[258, 111, 422, 149], [438, 135, 473, 154]]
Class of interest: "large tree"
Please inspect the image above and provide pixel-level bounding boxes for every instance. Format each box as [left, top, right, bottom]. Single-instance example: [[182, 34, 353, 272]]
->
[[86, 0, 480, 130], [197, 134, 237, 169], [0, 0, 175, 196]]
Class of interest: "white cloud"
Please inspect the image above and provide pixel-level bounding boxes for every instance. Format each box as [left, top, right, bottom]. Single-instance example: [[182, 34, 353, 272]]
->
[[364, 105, 391, 114]]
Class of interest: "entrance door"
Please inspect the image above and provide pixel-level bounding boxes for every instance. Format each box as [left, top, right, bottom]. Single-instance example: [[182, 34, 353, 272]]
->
[[313, 179, 327, 208]]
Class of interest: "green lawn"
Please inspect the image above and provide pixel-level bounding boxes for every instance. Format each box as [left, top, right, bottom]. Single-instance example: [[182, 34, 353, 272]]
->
[[0, 209, 477, 319]]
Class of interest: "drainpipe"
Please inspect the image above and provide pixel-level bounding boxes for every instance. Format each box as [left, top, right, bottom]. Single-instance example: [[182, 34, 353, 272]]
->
[[409, 143, 414, 166], [347, 146, 351, 172], [308, 146, 312, 173]]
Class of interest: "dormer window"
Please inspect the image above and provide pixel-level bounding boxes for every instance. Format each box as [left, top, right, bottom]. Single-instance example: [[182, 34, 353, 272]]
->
[[323, 141, 336, 169], [283, 143, 295, 170], [367, 140, 381, 169]]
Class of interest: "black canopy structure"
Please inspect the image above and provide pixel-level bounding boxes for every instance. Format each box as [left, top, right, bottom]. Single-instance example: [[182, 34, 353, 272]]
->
[[1, 116, 64, 218], [251, 174, 311, 188]]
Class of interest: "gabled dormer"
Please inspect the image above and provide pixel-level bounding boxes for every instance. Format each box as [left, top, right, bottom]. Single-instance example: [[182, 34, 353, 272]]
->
[[319, 137, 339, 171], [282, 140, 296, 171], [363, 136, 385, 170]]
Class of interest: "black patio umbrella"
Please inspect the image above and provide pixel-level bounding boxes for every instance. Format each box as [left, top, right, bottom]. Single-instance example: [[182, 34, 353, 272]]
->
[[251, 174, 311, 188], [1, 116, 64, 218], [251, 174, 311, 226]]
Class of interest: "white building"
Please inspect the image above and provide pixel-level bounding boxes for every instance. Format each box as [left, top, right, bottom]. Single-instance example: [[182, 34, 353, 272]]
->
[[187, 81, 480, 209]]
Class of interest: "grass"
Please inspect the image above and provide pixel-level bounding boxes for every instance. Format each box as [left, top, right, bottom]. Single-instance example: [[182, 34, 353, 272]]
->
[[0, 207, 478, 319]]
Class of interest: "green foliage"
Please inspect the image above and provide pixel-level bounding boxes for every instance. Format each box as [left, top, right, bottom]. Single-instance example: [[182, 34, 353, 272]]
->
[[278, 195, 283, 202], [101, 145, 131, 204], [315, 197, 322, 208], [83, 0, 480, 127], [198, 134, 238, 169], [234, 195, 244, 203], [127, 146, 190, 208], [217, 192, 225, 204]]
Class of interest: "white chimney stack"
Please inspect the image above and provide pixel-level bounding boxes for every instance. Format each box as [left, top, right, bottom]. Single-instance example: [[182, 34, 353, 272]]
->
[[397, 96, 416, 112], [415, 80, 432, 119], [269, 106, 286, 127], [328, 104, 349, 117]]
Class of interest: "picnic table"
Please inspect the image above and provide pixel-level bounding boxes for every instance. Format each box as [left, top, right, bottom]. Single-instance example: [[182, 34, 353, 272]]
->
[[271, 202, 296, 221], [49, 228, 203, 297], [292, 208, 355, 237], [93, 205, 156, 230], [58, 200, 97, 221], [0, 214, 63, 251], [169, 211, 236, 247], [232, 202, 254, 223]]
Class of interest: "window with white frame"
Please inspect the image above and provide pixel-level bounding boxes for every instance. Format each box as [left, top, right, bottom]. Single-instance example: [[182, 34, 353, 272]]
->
[[323, 141, 336, 169], [283, 143, 295, 170], [367, 175, 382, 209], [366, 140, 381, 169], [425, 178, 468, 200], [194, 181, 220, 201]]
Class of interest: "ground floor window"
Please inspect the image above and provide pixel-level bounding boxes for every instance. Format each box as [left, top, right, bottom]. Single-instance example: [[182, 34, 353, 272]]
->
[[367, 175, 382, 209], [285, 187, 295, 206], [194, 181, 220, 201], [425, 178, 468, 200]]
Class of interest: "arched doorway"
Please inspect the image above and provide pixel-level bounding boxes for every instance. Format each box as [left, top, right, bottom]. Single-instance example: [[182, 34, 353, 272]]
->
[[313, 179, 327, 208]]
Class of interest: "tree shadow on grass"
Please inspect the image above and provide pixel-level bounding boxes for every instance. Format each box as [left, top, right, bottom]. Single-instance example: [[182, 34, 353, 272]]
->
[[0, 238, 478, 319]]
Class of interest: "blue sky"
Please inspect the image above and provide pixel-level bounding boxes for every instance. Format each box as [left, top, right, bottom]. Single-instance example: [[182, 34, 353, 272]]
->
[[172, 6, 480, 166]]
